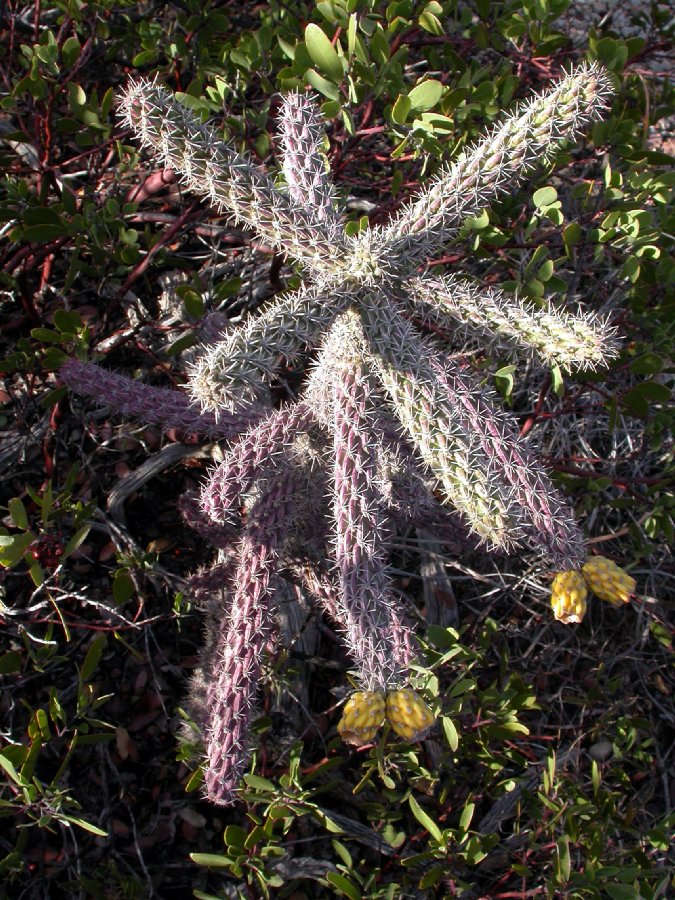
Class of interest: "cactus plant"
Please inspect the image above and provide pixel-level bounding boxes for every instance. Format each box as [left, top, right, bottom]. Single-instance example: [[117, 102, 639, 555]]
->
[[60, 63, 638, 806]]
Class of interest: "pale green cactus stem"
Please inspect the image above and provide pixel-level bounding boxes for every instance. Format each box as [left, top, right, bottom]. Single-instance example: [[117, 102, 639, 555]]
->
[[278, 91, 341, 225], [118, 78, 345, 281], [408, 274, 619, 372], [361, 294, 522, 549], [384, 62, 614, 259], [188, 283, 356, 412], [330, 312, 418, 689]]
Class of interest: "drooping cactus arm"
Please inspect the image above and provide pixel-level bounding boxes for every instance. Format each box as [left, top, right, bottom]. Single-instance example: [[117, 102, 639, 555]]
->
[[429, 358, 586, 569], [277, 92, 341, 225], [331, 322, 418, 690], [384, 63, 614, 260], [362, 294, 521, 550], [407, 273, 619, 372], [200, 402, 318, 526], [188, 283, 355, 411], [203, 472, 303, 807], [59, 358, 260, 438], [118, 79, 344, 278]]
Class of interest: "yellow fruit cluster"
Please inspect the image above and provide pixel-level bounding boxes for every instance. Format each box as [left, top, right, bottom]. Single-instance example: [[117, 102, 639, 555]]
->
[[582, 555, 636, 606], [336, 691, 386, 745], [550, 570, 588, 623], [385, 689, 435, 741], [551, 556, 635, 623], [337, 689, 435, 746]]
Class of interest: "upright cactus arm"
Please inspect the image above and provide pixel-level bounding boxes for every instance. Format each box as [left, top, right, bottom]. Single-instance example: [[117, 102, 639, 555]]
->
[[408, 274, 619, 372], [59, 358, 260, 438], [118, 79, 345, 279], [384, 63, 614, 260], [362, 294, 522, 549], [331, 325, 418, 690], [277, 92, 341, 226], [203, 472, 303, 807], [188, 282, 356, 412]]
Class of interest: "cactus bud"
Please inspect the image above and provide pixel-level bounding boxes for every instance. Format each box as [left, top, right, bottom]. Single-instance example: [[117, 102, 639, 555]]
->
[[385, 689, 435, 741], [550, 570, 588, 623], [582, 556, 635, 606], [337, 691, 386, 746]]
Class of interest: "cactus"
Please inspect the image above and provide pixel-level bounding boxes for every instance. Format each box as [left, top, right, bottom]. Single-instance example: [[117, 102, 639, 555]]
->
[[60, 63, 632, 806]]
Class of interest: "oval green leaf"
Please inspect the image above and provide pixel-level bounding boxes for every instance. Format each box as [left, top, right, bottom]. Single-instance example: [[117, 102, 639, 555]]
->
[[408, 79, 444, 111], [304, 24, 343, 83]]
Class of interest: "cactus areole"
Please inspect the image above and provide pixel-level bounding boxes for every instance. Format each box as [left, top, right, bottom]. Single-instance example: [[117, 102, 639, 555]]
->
[[61, 64, 637, 806]]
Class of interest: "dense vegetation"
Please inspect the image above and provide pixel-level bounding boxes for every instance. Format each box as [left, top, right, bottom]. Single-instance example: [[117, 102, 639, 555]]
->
[[0, 1, 672, 898]]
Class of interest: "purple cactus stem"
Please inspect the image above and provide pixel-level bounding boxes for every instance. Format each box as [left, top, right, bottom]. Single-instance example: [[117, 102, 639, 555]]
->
[[203, 473, 303, 806], [332, 354, 418, 690], [60, 359, 260, 439], [200, 402, 317, 525]]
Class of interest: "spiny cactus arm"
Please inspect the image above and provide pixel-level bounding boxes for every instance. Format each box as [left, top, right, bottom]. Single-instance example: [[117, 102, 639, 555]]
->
[[332, 347, 419, 690], [385, 63, 614, 260], [178, 492, 237, 550], [429, 358, 586, 568], [362, 295, 521, 549], [188, 283, 356, 411], [118, 78, 344, 278], [200, 402, 317, 526], [59, 358, 260, 438], [203, 473, 302, 807], [408, 274, 620, 372], [278, 92, 341, 224]]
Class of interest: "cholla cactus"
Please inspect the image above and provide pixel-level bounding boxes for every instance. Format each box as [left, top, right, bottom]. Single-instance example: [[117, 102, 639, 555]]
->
[[61, 63, 632, 806]]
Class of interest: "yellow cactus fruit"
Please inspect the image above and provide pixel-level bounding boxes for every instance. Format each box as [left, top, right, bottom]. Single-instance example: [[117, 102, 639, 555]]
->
[[582, 556, 635, 606], [550, 570, 588, 623], [337, 691, 386, 746], [385, 689, 435, 741]]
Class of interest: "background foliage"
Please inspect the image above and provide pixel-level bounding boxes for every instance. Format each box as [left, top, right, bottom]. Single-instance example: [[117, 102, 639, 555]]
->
[[0, 1, 672, 898]]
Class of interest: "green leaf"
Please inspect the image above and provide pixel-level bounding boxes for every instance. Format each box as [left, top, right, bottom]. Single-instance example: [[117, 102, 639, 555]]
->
[[442, 716, 459, 751], [605, 887, 642, 900], [563, 222, 582, 248], [8, 498, 29, 530], [555, 835, 571, 883], [0, 531, 35, 567], [80, 634, 106, 682], [459, 802, 475, 833], [391, 94, 411, 125], [132, 49, 158, 67], [63, 524, 91, 559], [224, 825, 248, 849], [22, 224, 66, 242], [112, 569, 135, 605], [325, 872, 361, 900], [23, 207, 63, 226], [532, 186, 557, 208], [30, 327, 62, 343], [304, 24, 343, 82], [0, 651, 21, 675], [242, 774, 276, 792], [190, 853, 235, 868], [408, 795, 442, 841], [61, 815, 108, 836], [0, 752, 25, 787], [305, 68, 340, 101], [622, 382, 671, 417], [419, 11, 444, 35], [629, 353, 664, 375], [408, 79, 444, 111]]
